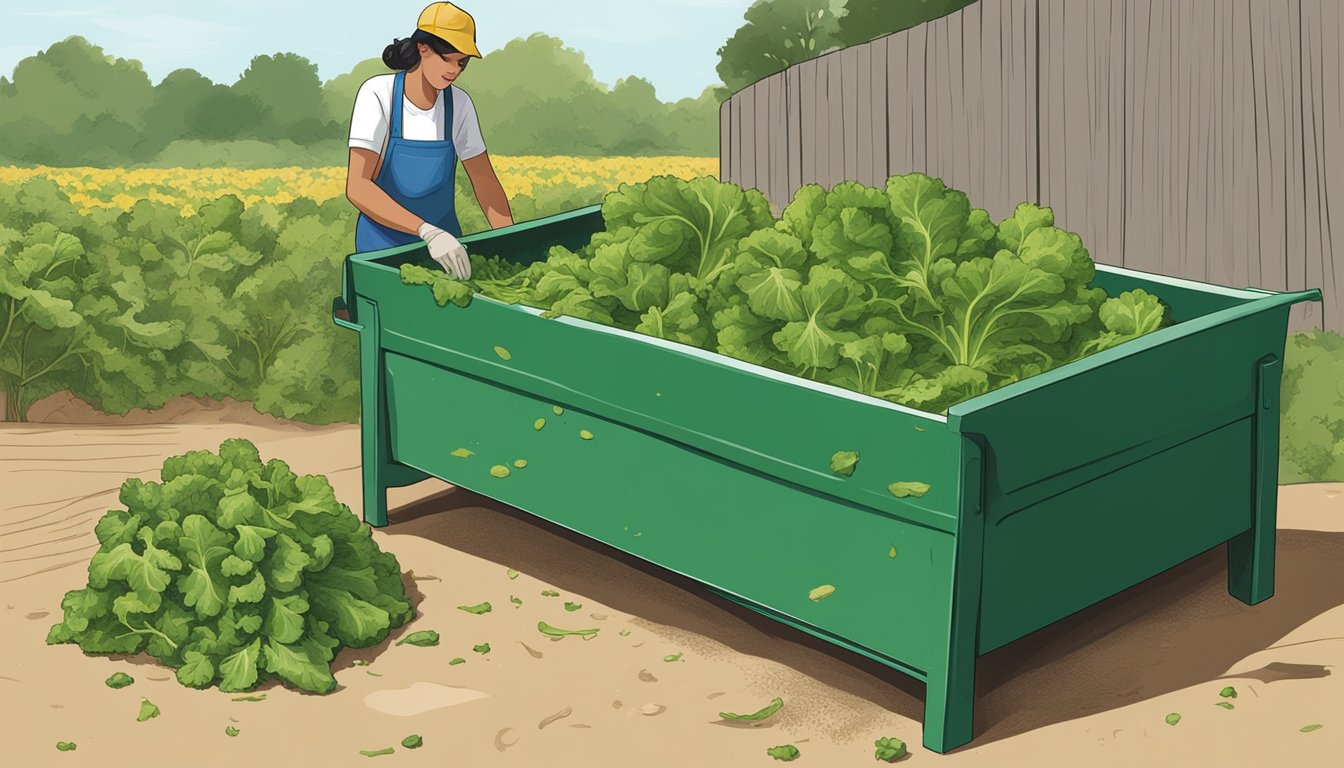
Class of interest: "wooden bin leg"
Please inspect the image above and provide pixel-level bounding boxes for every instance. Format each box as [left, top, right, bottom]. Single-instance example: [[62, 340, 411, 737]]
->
[[925, 444, 987, 754], [356, 297, 429, 527], [1228, 356, 1283, 605]]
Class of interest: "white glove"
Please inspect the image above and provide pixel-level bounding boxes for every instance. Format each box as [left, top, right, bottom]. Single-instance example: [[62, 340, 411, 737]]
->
[[418, 222, 471, 280]]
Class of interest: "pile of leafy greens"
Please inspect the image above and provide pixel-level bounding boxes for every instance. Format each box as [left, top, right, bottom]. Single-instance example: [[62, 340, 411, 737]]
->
[[47, 438, 412, 693], [402, 173, 1173, 414]]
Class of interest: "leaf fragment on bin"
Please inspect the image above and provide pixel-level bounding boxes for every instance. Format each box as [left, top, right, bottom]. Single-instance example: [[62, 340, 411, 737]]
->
[[513, 459, 528, 468], [494, 346, 512, 361], [534, 418, 546, 430], [553, 405, 564, 415], [579, 429, 594, 440], [451, 448, 473, 458], [490, 465, 511, 478], [830, 450, 859, 477], [720, 697, 784, 721], [888, 481, 930, 498], [809, 584, 836, 602], [889, 545, 897, 559]]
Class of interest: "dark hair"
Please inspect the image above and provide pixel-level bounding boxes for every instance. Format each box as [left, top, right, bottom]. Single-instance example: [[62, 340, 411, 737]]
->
[[383, 30, 461, 70]]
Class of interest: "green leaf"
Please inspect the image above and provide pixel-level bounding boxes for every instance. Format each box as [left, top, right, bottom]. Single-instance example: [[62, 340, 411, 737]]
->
[[225, 726, 240, 737], [1219, 686, 1238, 699], [510, 596, 522, 607], [177, 515, 233, 618], [56, 742, 77, 752], [230, 694, 266, 702], [395, 630, 440, 647], [888, 482, 931, 498], [537, 621, 599, 638], [1300, 724, 1324, 733], [221, 554, 254, 577], [227, 571, 266, 604], [401, 735, 423, 749], [490, 465, 511, 478], [176, 651, 216, 688], [1165, 712, 1182, 726], [450, 447, 474, 458], [473, 643, 491, 654], [233, 525, 275, 562], [829, 450, 859, 477], [664, 652, 683, 662], [105, 672, 135, 689], [875, 737, 908, 762], [263, 638, 337, 693], [360, 747, 395, 757], [1215, 702, 1235, 710], [563, 602, 582, 612], [808, 584, 836, 601], [493, 345, 512, 361], [218, 639, 262, 692], [137, 698, 161, 722], [506, 568, 519, 580], [448, 657, 466, 666], [458, 602, 492, 615], [766, 744, 800, 762], [720, 697, 784, 721]]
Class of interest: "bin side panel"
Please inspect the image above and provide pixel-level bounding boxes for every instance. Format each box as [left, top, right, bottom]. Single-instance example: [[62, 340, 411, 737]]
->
[[977, 417, 1254, 653], [383, 351, 955, 675], [365, 260, 960, 533]]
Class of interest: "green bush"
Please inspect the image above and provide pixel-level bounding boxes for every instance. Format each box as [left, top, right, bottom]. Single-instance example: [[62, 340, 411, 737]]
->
[[47, 439, 412, 693], [1281, 329, 1344, 483]]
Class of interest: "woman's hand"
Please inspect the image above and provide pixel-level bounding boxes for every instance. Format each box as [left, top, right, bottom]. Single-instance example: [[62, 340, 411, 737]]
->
[[418, 222, 472, 279]]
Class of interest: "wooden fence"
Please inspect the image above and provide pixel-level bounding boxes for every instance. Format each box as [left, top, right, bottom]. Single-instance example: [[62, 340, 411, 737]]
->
[[719, 0, 1342, 333]]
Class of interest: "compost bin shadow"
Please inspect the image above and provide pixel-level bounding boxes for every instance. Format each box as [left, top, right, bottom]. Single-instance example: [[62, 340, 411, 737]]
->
[[386, 488, 1344, 749]]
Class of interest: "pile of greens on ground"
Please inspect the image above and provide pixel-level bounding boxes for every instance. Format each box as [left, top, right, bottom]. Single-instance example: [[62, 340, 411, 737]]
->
[[402, 173, 1173, 414], [47, 438, 413, 693]]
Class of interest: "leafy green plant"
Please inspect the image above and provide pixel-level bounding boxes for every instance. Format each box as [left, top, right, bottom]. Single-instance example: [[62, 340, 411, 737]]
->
[[46, 438, 413, 693], [402, 174, 1175, 416], [1280, 329, 1344, 483]]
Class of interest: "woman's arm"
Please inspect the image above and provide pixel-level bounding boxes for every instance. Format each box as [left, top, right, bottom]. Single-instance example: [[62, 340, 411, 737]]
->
[[345, 148, 426, 234], [462, 152, 514, 229]]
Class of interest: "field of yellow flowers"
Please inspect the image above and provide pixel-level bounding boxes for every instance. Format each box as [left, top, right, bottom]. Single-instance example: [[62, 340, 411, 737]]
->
[[0, 157, 720, 216]]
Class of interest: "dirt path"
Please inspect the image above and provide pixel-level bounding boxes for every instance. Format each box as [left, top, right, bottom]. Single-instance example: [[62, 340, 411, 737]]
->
[[2, 401, 1340, 767]]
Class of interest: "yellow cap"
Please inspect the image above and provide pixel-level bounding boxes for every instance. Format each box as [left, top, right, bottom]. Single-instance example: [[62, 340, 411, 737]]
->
[[417, 2, 481, 58]]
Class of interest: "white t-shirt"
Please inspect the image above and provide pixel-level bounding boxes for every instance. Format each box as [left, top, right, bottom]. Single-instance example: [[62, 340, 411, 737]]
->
[[348, 74, 487, 161]]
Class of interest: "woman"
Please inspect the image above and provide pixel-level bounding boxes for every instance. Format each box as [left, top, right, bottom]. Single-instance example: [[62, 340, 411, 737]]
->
[[346, 2, 512, 278]]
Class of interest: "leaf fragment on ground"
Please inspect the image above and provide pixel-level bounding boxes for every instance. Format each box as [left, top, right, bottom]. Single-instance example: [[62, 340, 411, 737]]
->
[[396, 630, 440, 647], [473, 643, 491, 654], [401, 735, 423, 749], [510, 596, 522, 607], [720, 697, 784, 721], [105, 672, 134, 689], [225, 726, 240, 737], [231, 694, 266, 702], [360, 747, 395, 757], [766, 744, 800, 761], [541, 590, 559, 597], [1215, 702, 1235, 710], [875, 737, 907, 762], [664, 652, 683, 662], [538, 621, 599, 637], [448, 658, 466, 665], [564, 602, 582, 611], [1165, 713, 1181, 726], [458, 602, 493, 615], [1220, 686, 1238, 699], [1301, 724, 1324, 733], [506, 568, 519, 579], [137, 698, 160, 722], [56, 742, 77, 752]]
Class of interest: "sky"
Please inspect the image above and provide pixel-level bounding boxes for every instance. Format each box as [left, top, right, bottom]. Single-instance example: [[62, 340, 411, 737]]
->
[[0, 0, 757, 101]]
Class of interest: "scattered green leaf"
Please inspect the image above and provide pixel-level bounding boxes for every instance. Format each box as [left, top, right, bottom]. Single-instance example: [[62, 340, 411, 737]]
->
[[720, 697, 784, 721], [490, 465, 511, 478], [1165, 713, 1181, 726], [1219, 686, 1238, 699], [396, 630, 440, 647], [510, 595, 522, 607], [875, 736, 907, 762], [352, 659, 371, 666], [553, 405, 564, 415], [579, 429, 594, 440], [564, 602, 582, 612], [888, 481, 931, 498], [401, 734, 423, 749], [664, 652, 683, 662], [1215, 702, 1235, 710], [473, 643, 491, 654], [766, 744, 800, 761], [225, 726, 240, 737], [137, 698, 160, 722], [448, 657, 466, 666], [619, 630, 631, 637], [889, 545, 897, 559], [360, 747, 395, 757], [914, 426, 926, 432], [366, 670, 382, 677], [830, 450, 859, 477], [56, 742, 77, 752], [809, 584, 836, 601], [493, 346, 512, 361], [541, 590, 560, 597], [534, 418, 546, 430], [506, 568, 519, 579], [458, 602, 493, 615], [451, 447, 474, 458], [1301, 724, 1324, 733], [231, 694, 266, 702], [105, 672, 134, 689], [513, 459, 528, 468], [538, 621, 599, 638]]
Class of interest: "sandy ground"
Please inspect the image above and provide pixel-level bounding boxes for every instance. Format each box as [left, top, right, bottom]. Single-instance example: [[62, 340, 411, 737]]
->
[[2, 395, 1341, 767]]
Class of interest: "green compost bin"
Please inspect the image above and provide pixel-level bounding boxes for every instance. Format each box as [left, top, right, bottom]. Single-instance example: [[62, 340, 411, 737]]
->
[[332, 203, 1322, 754]]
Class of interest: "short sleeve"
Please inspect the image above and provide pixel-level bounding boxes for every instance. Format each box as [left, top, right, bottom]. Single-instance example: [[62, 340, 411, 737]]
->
[[349, 77, 390, 154], [453, 88, 487, 160]]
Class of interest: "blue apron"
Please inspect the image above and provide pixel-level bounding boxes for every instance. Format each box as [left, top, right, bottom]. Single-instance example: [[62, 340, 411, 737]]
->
[[354, 70, 462, 251]]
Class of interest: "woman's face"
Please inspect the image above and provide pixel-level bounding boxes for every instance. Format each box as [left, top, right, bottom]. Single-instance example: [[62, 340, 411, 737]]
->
[[416, 43, 469, 88]]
